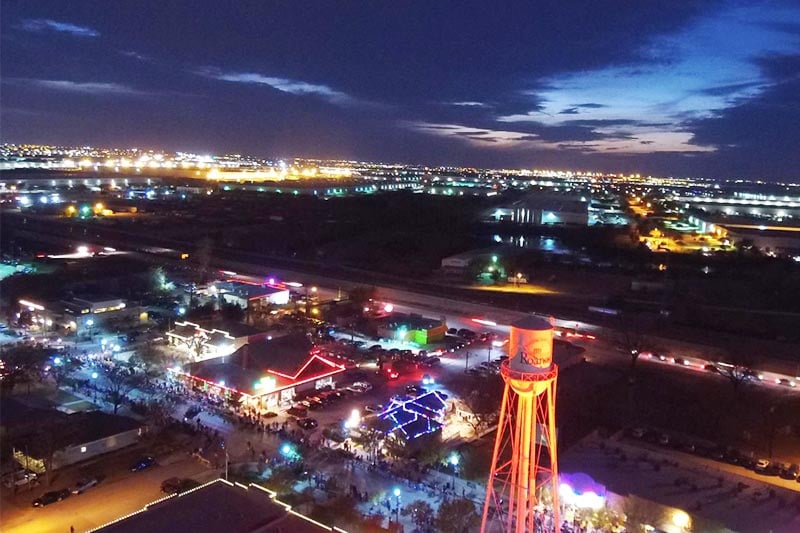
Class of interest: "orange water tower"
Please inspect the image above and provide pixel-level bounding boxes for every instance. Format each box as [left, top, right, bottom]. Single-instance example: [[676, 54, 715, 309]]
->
[[482, 315, 559, 532]]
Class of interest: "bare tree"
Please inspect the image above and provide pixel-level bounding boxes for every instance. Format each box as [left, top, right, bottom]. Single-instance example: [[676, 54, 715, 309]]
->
[[0, 345, 50, 395], [615, 313, 653, 379], [715, 351, 756, 397], [104, 364, 141, 415]]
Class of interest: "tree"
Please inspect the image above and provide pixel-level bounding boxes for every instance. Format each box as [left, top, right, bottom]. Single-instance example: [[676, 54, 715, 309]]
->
[[104, 364, 141, 414], [49, 356, 83, 389], [0, 345, 50, 395], [435, 498, 480, 533], [351, 424, 383, 463], [220, 301, 245, 322], [402, 500, 435, 532], [449, 374, 502, 436], [622, 495, 668, 533], [129, 350, 165, 386], [615, 313, 653, 378], [348, 286, 377, 310], [716, 351, 755, 397], [383, 432, 409, 461]]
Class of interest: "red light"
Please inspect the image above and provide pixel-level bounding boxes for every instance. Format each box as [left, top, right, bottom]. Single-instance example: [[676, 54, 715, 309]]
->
[[36, 254, 46, 258]]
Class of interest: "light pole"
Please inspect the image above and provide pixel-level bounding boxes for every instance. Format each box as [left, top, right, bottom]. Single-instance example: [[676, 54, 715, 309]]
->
[[393, 487, 401, 522], [448, 452, 460, 496], [465, 351, 470, 372]]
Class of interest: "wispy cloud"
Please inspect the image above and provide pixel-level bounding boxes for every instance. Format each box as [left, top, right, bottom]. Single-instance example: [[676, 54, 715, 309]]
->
[[198, 67, 356, 106], [448, 101, 489, 107], [19, 19, 98, 38], [14, 79, 149, 96], [119, 50, 152, 62]]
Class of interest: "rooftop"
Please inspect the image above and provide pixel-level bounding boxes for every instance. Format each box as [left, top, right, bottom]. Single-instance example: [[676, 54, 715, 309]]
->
[[377, 312, 443, 331], [182, 333, 345, 396], [216, 281, 288, 300], [90, 479, 342, 533]]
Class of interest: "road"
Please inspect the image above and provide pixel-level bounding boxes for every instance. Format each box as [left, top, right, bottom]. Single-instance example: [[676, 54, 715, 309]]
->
[[1, 456, 214, 533]]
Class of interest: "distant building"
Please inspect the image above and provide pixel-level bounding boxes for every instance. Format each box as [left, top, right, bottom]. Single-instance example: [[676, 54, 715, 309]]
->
[[489, 193, 589, 226], [212, 281, 290, 309], [440, 249, 495, 275], [376, 312, 447, 344], [89, 478, 345, 533], [175, 333, 346, 410]]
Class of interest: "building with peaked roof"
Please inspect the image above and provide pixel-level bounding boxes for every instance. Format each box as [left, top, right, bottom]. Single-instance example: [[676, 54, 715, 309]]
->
[[167, 320, 270, 360], [174, 333, 346, 409], [89, 478, 347, 533], [378, 391, 449, 442]]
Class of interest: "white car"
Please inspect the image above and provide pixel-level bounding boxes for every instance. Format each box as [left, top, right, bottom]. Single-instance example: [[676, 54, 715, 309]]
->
[[347, 381, 373, 393], [2, 470, 38, 488], [72, 477, 99, 494]]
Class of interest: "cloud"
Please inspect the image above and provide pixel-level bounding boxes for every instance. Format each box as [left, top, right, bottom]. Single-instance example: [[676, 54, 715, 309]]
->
[[19, 19, 98, 38], [448, 101, 489, 107], [119, 50, 152, 62], [198, 68, 357, 106], [14, 79, 149, 96]]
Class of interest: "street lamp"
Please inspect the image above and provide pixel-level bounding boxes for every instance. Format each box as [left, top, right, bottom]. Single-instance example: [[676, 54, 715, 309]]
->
[[448, 452, 460, 495], [393, 487, 401, 522]]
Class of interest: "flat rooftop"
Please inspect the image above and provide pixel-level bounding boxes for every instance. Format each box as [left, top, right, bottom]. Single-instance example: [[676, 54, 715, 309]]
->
[[91, 479, 340, 533]]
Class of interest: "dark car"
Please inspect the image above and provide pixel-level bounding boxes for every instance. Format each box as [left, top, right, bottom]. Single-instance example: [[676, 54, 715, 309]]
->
[[286, 405, 308, 417], [296, 417, 319, 430], [32, 489, 70, 507], [421, 357, 441, 367], [130, 455, 156, 472], [161, 477, 201, 495], [779, 463, 800, 480], [405, 385, 427, 397]]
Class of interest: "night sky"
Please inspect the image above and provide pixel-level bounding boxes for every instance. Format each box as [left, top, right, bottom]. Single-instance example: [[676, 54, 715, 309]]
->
[[2, 1, 799, 179]]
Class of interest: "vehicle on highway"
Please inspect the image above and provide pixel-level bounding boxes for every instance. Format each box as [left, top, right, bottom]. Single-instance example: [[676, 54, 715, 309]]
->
[[130, 456, 156, 472], [296, 417, 319, 430], [776, 378, 796, 388], [630, 427, 646, 439], [672, 357, 690, 366], [71, 477, 100, 494], [161, 477, 201, 495], [32, 489, 70, 507]]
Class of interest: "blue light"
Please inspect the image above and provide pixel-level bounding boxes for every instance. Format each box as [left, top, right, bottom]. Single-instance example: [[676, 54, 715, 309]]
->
[[91, 372, 98, 379], [53, 357, 62, 365], [393, 487, 401, 497]]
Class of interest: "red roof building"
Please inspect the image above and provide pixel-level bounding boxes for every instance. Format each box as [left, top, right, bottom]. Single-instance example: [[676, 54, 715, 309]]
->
[[172, 333, 346, 409]]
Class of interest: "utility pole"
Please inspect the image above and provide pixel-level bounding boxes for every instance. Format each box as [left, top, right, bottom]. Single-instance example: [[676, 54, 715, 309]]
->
[[465, 351, 470, 372]]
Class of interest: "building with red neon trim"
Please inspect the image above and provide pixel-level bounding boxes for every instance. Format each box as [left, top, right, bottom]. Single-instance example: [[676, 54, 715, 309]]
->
[[173, 333, 346, 409]]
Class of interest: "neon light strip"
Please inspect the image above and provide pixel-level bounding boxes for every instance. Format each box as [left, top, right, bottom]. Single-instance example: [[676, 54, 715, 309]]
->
[[269, 354, 345, 381]]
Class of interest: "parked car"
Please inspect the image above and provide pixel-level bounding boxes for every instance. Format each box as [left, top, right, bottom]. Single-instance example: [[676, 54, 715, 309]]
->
[[405, 385, 427, 397], [779, 463, 800, 480], [364, 404, 384, 414], [286, 405, 308, 417], [72, 477, 100, 494], [32, 489, 70, 507], [161, 477, 201, 495], [420, 357, 440, 367], [2, 470, 39, 488], [296, 417, 319, 430], [754, 459, 772, 473], [130, 456, 156, 472]]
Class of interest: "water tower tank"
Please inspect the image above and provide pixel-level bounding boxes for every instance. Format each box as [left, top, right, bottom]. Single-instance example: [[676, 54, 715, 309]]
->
[[508, 315, 553, 374]]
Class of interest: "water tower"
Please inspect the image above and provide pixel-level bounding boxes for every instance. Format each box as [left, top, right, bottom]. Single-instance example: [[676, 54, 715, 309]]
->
[[481, 315, 559, 532]]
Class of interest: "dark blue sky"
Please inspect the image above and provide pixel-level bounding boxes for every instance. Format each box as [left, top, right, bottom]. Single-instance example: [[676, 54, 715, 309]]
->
[[2, 1, 799, 179]]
